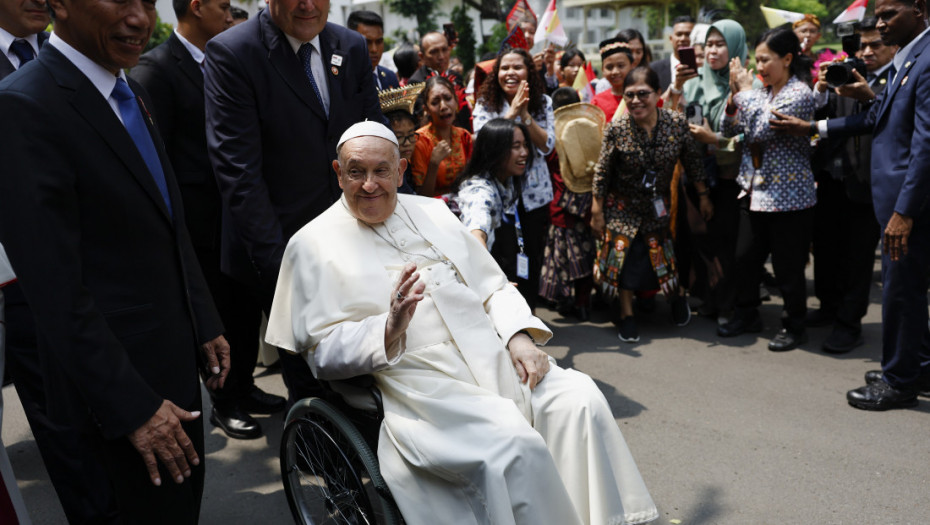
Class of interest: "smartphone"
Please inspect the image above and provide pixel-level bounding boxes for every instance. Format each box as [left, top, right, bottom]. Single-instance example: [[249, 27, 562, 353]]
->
[[678, 46, 697, 71], [686, 103, 703, 126], [443, 23, 459, 48]]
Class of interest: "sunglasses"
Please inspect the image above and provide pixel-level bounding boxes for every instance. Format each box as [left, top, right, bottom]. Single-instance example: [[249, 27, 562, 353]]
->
[[623, 90, 655, 101]]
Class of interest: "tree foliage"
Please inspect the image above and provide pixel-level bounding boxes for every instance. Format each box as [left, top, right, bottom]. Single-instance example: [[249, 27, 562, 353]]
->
[[462, 0, 508, 22], [477, 22, 510, 59], [145, 16, 173, 53], [386, 0, 437, 37], [451, 5, 477, 72]]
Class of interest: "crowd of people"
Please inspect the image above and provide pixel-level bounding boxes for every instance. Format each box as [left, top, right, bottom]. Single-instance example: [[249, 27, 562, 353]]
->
[[0, 0, 928, 522]]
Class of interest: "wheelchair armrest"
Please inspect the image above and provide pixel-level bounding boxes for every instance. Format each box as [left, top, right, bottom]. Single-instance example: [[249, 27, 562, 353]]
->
[[327, 375, 384, 418]]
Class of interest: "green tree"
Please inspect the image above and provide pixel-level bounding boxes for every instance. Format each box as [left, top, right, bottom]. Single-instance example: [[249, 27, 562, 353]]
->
[[477, 22, 509, 59], [451, 5, 477, 72], [145, 16, 173, 53], [386, 0, 437, 37]]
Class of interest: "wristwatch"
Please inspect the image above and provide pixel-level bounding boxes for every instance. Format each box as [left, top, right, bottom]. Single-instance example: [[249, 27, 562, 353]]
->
[[809, 121, 818, 137]]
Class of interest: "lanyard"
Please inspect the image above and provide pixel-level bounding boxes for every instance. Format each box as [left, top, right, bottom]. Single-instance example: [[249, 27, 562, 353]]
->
[[514, 206, 526, 255]]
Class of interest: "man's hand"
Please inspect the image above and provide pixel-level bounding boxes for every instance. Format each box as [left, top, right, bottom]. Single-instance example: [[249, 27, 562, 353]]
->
[[201, 335, 230, 391], [385, 262, 425, 354], [507, 332, 550, 390], [883, 212, 913, 262], [814, 61, 833, 93], [128, 400, 201, 487], [769, 110, 812, 137], [835, 69, 876, 103]]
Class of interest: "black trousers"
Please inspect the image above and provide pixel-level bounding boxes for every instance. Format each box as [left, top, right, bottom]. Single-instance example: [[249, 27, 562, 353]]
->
[[194, 244, 263, 408], [734, 199, 814, 332], [88, 391, 206, 525], [4, 282, 119, 523], [811, 176, 881, 332], [706, 179, 742, 313]]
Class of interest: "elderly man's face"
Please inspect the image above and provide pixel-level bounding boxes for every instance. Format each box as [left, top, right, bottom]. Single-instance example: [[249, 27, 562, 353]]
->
[[334, 136, 407, 224], [0, 0, 49, 38], [420, 32, 450, 73], [49, 0, 155, 74], [269, 0, 328, 42]]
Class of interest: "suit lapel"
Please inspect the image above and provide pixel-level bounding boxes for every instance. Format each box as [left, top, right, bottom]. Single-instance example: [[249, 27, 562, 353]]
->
[[42, 47, 173, 222], [260, 10, 326, 119], [168, 33, 203, 93], [320, 27, 343, 112], [0, 53, 14, 79], [876, 35, 930, 123]]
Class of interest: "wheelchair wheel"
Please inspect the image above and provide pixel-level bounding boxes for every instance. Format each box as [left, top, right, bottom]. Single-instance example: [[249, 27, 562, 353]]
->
[[280, 397, 404, 525]]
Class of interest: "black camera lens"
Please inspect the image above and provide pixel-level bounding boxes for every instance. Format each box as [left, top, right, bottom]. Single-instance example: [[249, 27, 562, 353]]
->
[[825, 62, 854, 89]]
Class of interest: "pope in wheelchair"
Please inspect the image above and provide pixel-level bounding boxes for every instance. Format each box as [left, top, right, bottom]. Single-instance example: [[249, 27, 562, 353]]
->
[[267, 122, 659, 525]]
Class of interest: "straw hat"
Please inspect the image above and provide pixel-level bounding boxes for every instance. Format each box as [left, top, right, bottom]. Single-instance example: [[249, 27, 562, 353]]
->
[[554, 102, 605, 193]]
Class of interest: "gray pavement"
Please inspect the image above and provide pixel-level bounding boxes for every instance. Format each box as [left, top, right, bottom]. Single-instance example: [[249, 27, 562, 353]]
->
[[4, 260, 930, 524]]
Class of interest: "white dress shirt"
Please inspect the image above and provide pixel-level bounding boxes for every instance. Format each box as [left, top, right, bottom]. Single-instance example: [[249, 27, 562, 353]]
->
[[284, 33, 330, 115], [48, 33, 127, 124], [0, 27, 39, 70], [174, 29, 205, 72]]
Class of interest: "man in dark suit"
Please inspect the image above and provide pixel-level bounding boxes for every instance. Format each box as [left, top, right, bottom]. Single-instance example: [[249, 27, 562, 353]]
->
[[408, 31, 471, 130], [774, 0, 930, 410], [347, 9, 398, 91], [131, 0, 285, 441], [0, 0, 230, 519], [204, 0, 383, 404], [650, 15, 695, 92], [805, 18, 896, 354], [1, 1, 125, 521]]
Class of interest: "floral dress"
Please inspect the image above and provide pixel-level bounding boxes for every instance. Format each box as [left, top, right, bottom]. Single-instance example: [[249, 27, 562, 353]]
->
[[592, 109, 705, 298]]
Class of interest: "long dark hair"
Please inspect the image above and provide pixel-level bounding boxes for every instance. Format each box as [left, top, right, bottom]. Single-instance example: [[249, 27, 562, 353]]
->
[[476, 48, 546, 116], [419, 75, 458, 122], [616, 28, 652, 65], [455, 118, 533, 190], [755, 27, 813, 86]]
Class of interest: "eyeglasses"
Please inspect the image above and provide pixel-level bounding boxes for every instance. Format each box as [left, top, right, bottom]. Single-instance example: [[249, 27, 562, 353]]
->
[[344, 169, 395, 183], [623, 90, 654, 101], [395, 132, 419, 146]]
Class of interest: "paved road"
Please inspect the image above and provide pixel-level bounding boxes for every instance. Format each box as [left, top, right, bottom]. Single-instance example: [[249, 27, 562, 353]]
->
[[4, 261, 930, 524]]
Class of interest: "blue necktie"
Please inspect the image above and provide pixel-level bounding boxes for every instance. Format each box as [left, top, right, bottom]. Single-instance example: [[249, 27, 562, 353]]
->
[[9, 39, 35, 66], [297, 43, 327, 115], [111, 78, 172, 216]]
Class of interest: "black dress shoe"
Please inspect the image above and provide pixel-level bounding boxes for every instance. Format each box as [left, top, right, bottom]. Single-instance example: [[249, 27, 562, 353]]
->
[[717, 311, 763, 337], [240, 385, 286, 414], [847, 381, 918, 411], [865, 370, 930, 397], [805, 308, 836, 327], [768, 329, 807, 352], [210, 405, 262, 439], [617, 316, 639, 343], [822, 328, 863, 354]]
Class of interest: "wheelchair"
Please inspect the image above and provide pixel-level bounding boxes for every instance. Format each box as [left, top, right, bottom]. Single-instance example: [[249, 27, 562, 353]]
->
[[279, 376, 405, 525]]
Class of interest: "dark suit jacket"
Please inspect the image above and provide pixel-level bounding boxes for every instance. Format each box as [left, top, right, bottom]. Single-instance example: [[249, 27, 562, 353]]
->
[[828, 35, 930, 226], [130, 33, 219, 254], [813, 71, 889, 203], [0, 31, 47, 79], [0, 45, 223, 440], [375, 64, 399, 90], [205, 12, 383, 292], [650, 57, 672, 92]]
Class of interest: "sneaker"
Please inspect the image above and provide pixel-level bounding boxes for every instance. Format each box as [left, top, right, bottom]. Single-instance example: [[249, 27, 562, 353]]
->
[[671, 296, 691, 327], [617, 316, 640, 343]]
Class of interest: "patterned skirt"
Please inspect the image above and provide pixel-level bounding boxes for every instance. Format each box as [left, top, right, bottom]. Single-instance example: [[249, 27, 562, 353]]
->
[[539, 192, 595, 303]]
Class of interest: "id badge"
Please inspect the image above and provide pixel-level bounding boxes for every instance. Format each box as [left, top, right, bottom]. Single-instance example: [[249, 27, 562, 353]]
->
[[516, 253, 530, 280], [653, 197, 668, 218]]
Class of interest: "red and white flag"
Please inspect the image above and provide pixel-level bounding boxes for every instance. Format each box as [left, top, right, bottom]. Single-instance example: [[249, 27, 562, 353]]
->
[[534, 0, 569, 47], [833, 0, 868, 23]]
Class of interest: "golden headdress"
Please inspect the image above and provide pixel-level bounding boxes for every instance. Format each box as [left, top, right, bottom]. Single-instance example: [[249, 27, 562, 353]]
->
[[379, 83, 425, 115]]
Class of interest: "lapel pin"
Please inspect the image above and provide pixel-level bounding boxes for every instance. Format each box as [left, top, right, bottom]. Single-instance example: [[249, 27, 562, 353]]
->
[[905, 61, 912, 69], [902, 75, 908, 86], [331, 66, 339, 76], [331, 54, 343, 67], [879, 78, 887, 85]]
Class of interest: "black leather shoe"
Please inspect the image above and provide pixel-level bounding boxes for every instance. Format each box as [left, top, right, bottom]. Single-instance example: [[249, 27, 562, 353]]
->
[[717, 311, 763, 337], [847, 381, 918, 411], [210, 405, 262, 439], [865, 370, 930, 397], [241, 385, 286, 414], [822, 329, 863, 354], [617, 316, 639, 343], [768, 328, 807, 352], [805, 308, 836, 327]]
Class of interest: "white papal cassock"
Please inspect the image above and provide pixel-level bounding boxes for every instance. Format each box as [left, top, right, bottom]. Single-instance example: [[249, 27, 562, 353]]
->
[[266, 194, 658, 525]]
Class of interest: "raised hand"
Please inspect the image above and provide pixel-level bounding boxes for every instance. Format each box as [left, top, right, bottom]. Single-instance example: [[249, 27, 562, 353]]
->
[[385, 262, 426, 350]]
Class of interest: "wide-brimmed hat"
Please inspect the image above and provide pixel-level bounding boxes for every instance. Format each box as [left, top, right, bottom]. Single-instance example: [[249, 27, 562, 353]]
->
[[554, 102, 605, 193]]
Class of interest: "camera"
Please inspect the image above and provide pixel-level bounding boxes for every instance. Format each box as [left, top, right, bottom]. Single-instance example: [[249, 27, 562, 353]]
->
[[825, 22, 867, 89]]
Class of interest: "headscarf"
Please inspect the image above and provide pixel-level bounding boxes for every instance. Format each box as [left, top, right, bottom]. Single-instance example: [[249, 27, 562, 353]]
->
[[682, 19, 748, 132]]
